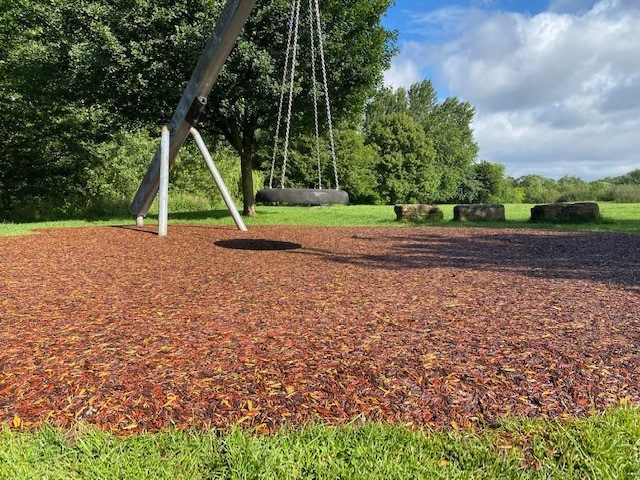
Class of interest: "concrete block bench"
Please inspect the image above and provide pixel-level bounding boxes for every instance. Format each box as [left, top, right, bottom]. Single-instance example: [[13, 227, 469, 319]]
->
[[395, 204, 443, 222], [531, 202, 600, 222], [454, 204, 505, 222]]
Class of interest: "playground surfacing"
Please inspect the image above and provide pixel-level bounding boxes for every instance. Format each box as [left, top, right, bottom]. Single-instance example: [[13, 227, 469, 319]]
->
[[0, 225, 638, 433]]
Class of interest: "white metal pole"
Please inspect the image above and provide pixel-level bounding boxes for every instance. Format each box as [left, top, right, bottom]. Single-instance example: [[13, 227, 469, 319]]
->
[[158, 126, 170, 237], [190, 127, 248, 232]]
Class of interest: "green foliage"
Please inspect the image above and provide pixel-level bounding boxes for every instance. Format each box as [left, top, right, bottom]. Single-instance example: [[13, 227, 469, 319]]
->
[[0, 0, 223, 218], [1, 409, 639, 479], [556, 175, 596, 202], [427, 97, 479, 201], [85, 130, 157, 216], [454, 162, 522, 204], [607, 169, 640, 185], [513, 173, 640, 205], [364, 80, 479, 203], [517, 175, 562, 204], [367, 113, 440, 204], [608, 184, 640, 203], [0, 0, 395, 216], [335, 129, 381, 204], [472, 161, 509, 203], [84, 129, 260, 218]]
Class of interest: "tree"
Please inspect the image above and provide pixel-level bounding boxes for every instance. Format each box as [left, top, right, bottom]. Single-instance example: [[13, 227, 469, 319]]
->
[[473, 161, 508, 203], [0, 0, 223, 218], [364, 80, 478, 202], [1, 0, 395, 216], [608, 169, 640, 185], [366, 113, 439, 204], [517, 175, 561, 204]]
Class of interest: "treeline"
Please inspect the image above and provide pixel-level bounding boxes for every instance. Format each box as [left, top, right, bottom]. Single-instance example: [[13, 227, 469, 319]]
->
[[1, 1, 638, 222], [279, 82, 640, 206], [0, 0, 397, 219], [504, 172, 640, 204]]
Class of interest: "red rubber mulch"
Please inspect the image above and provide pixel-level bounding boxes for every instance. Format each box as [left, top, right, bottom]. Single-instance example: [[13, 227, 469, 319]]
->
[[0, 225, 639, 433]]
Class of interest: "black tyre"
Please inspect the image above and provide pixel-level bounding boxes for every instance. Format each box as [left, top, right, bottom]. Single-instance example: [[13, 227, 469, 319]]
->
[[255, 188, 349, 206]]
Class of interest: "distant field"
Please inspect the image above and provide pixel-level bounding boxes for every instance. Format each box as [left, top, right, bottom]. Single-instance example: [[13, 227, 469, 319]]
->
[[1, 203, 639, 237]]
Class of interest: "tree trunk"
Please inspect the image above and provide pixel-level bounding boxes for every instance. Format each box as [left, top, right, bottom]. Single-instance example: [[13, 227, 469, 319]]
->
[[240, 148, 256, 217]]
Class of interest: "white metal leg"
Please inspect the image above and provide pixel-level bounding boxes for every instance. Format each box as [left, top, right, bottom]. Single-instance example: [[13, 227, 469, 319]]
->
[[158, 126, 170, 237], [190, 127, 248, 232]]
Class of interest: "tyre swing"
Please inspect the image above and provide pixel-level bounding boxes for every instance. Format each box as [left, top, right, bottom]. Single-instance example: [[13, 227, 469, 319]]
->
[[255, 0, 349, 207]]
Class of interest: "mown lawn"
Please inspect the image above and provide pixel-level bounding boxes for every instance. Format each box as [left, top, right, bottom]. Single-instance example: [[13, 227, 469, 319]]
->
[[1, 409, 638, 479], [1, 203, 639, 237]]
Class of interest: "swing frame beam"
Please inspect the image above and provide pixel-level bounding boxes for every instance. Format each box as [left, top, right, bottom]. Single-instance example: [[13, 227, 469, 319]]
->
[[130, 0, 257, 235]]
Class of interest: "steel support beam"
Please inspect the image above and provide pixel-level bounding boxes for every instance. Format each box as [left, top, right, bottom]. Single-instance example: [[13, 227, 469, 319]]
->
[[129, 0, 257, 218], [190, 128, 247, 232]]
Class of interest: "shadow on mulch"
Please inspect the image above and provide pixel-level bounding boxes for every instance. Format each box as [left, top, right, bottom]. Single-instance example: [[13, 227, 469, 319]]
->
[[215, 239, 302, 251], [301, 231, 640, 290], [110, 225, 158, 236]]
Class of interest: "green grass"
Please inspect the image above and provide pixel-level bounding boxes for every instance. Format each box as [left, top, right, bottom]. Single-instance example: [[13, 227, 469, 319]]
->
[[0, 409, 639, 479], [1, 203, 639, 237]]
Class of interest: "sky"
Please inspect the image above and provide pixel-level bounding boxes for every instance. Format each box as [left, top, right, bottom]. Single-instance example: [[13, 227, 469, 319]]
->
[[382, 0, 640, 180]]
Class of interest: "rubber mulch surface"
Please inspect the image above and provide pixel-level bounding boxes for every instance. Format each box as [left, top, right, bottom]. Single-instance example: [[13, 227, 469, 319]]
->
[[0, 225, 638, 433]]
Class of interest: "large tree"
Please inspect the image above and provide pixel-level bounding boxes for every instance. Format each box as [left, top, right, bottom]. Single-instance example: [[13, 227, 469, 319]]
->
[[365, 80, 479, 202], [367, 112, 439, 204], [0, 0, 395, 216], [208, 0, 394, 214]]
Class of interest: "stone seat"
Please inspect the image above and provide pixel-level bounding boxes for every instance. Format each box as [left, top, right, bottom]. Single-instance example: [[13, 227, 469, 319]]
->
[[531, 202, 600, 222], [394, 204, 443, 222], [454, 204, 505, 222]]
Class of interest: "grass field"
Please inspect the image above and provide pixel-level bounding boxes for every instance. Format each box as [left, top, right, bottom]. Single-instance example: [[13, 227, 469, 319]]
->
[[1, 203, 639, 237], [1, 409, 639, 479]]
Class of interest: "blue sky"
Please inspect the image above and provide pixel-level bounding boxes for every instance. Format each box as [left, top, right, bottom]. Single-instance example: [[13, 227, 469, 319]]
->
[[380, 0, 640, 179]]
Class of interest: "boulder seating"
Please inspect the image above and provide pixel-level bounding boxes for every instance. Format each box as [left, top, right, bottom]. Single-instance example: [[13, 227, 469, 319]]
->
[[454, 204, 505, 222], [531, 202, 600, 222], [395, 204, 443, 222]]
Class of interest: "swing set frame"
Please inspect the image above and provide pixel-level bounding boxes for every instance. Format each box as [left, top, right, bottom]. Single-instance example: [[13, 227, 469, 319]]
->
[[130, 0, 346, 237], [130, 0, 256, 236]]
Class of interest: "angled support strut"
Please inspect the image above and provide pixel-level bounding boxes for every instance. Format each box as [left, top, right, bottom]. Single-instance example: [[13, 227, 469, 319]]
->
[[129, 0, 257, 219]]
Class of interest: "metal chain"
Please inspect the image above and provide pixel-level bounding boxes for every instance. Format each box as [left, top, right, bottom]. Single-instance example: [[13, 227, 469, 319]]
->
[[313, 0, 339, 190], [269, 0, 298, 189], [308, 0, 323, 190], [280, 0, 301, 189]]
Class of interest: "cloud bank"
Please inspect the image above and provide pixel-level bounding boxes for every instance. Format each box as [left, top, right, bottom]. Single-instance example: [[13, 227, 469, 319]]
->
[[385, 0, 640, 179]]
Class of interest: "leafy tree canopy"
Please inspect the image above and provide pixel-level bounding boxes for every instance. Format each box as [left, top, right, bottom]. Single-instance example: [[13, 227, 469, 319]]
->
[[0, 0, 395, 215], [365, 80, 479, 202], [367, 112, 439, 204]]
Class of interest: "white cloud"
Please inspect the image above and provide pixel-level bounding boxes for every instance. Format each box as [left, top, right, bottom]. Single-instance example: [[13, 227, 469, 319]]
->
[[384, 54, 422, 89], [386, 0, 640, 179]]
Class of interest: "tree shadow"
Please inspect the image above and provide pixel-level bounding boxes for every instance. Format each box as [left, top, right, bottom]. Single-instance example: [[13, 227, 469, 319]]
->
[[301, 230, 640, 290]]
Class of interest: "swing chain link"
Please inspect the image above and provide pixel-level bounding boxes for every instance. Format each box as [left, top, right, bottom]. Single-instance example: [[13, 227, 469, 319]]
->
[[280, 0, 302, 189], [269, 0, 298, 189], [272, 0, 340, 191], [308, 0, 323, 190], [313, 0, 339, 190]]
